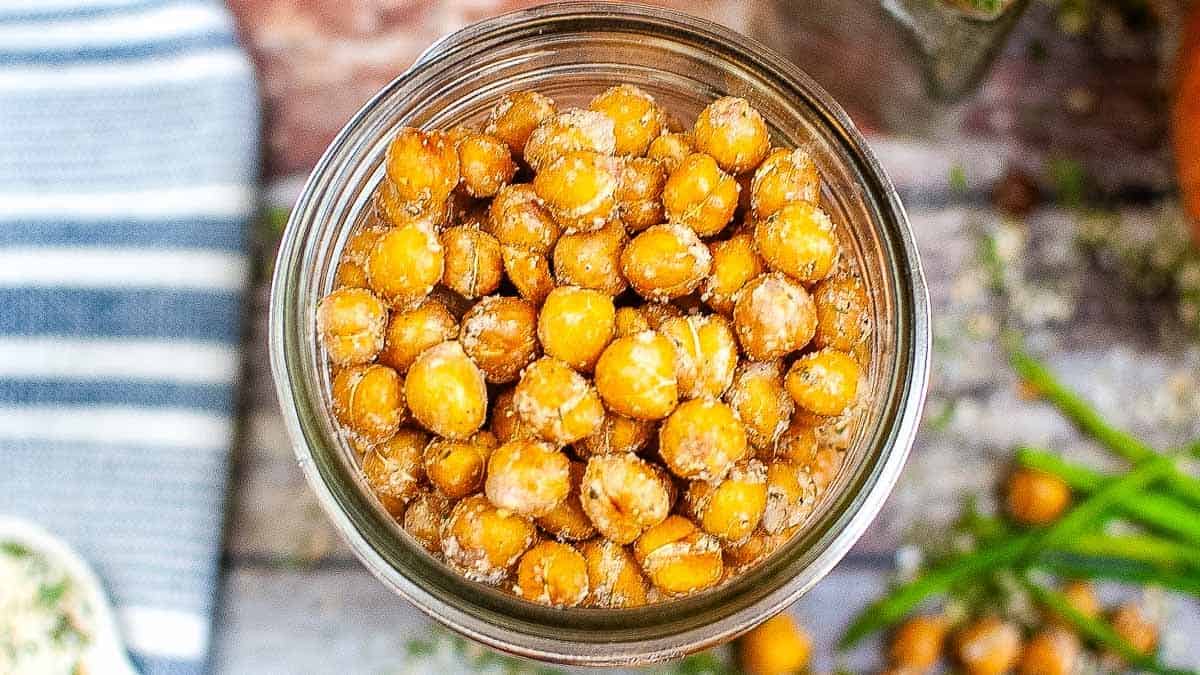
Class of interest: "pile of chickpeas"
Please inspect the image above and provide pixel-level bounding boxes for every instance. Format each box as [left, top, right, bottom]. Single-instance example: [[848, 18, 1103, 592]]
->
[[315, 85, 871, 608]]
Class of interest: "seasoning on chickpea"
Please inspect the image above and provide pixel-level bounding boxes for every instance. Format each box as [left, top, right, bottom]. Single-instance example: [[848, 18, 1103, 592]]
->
[[537, 286, 615, 372], [620, 223, 712, 301], [405, 341, 488, 439], [424, 431, 497, 499], [634, 515, 724, 596], [459, 295, 539, 384], [613, 306, 651, 337], [692, 96, 771, 175], [485, 437, 571, 517], [580, 539, 648, 608], [726, 361, 794, 452], [785, 348, 861, 416], [404, 490, 450, 553], [334, 225, 385, 289], [442, 494, 537, 585], [955, 617, 1022, 675], [686, 459, 768, 542], [366, 218, 444, 310], [580, 453, 672, 544], [332, 363, 406, 443], [487, 184, 561, 255], [514, 541, 590, 607], [761, 461, 817, 534], [1006, 467, 1072, 526], [594, 331, 680, 420], [376, 298, 458, 374], [738, 613, 812, 675], [773, 417, 818, 464], [662, 152, 740, 237], [533, 150, 622, 232], [732, 272, 817, 361], [384, 127, 460, 218], [439, 224, 503, 299], [490, 388, 532, 443], [640, 300, 684, 329], [455, 131, 517, 198], [646, 132, 694, 174], [501, 245, 556, 306], [1018, 628, 1080, 675], [552, 219, 629, 295], [536, 461, 597, 541], [702, 232, 765, 315], [754, 201, 839, 283], [811, 273, 870, 352], [806, 446, 843, 493], [589, 84, 666, 157], [659, 397, 749, 481], [361, 428, 428, 504], [889, 615, 947, 672], [523, 109, 616, 172], [615, 157, 667, 232], [483, 90, 557, 158], [750, 147, 820, 221], [658, 314, 738, 400], [575, 410, 654, 457], [513, 356, 605, 444], [316, 287, 388, 367]]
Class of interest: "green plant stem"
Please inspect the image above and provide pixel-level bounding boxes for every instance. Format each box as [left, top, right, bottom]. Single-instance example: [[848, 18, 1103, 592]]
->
[[1035, 553, 1200, 597], [1056, 532, 1200, 569]]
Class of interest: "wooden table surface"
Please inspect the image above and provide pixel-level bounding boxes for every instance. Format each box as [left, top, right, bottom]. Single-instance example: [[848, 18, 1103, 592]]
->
[[211, 2, 1200, 672]]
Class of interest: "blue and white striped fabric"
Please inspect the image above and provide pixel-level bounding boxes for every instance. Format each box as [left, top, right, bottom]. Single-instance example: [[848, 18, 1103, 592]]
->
[[0, 1, 259, 673]]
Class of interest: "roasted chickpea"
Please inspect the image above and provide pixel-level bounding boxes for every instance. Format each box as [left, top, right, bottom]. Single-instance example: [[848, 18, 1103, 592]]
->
[[646, 132, 694, 174], [459, 295, 539, 383], [785, 349, 860, 416], [806, 446, 843, 493], [738, 613, 812, 675], [726, 361, 794, 451], [456, 131, 517, 198], [377, 299, 458, 374], [384, 127, 460, 216], [424, 431, 498, 499], [773, 417, 818, 464], [361, 428, 428, 503], [316, 287, 387, 366], [501, 245, 556, 306], [580, 453, 672, 544], [732, 273, 817, 361], [575, 410, 655, 457], [1019, 628, 1079, 675], [334, 225, 385, 289], [366, 219, 444, 310], [692, 96, 770, 175], [536, 461, 597, 541], [640, 301, 684, 329], [405, 341, 488, 439], [723, 531, 786, 573], [686, 460, 768, 542], [658, 314, 738, 399], [955, 617, 1022, 675], [491, 388, 533, 443], [1111, 601, 1158, 655], [761, 461, 817, 534], [662, 153, 740, 237], [332, 364, 406, 443], [485, 438, 571, 517], [513, 357, 605, 444], [581, 539, 648, 608], [703, 233, 765, 315], [483, 90, 557, 158], [514, 541, 590, 607], [659, 397, 749, 481], [889, 615, 947, 672], [589, 84, 666, 156], [621, 223, 712, 301], [812, 273, 870, 352], [427, 285, 474, 320], [487, 184, 561, 254], [616, 157, 667, 232], [552, 219, 628, 296], [523, 109, 616, 172], [750, 147, 820, 220], [613, 306, 651, 337], [1006, 467, 1072, 526], [439, 225, 503, 299], [404, 490, 450, 552], [533, 150, 621, 232], [442, 494, 537, 585], [1054, 580, 1100, 624], [537, 286, 615, 372], [754, 201, 839, 283], [594, 331, 679, 420], [633, 515, 723, 596]]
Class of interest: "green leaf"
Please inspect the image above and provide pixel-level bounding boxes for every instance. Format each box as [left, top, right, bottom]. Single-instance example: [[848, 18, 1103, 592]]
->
[[1, 541, 31, 558]]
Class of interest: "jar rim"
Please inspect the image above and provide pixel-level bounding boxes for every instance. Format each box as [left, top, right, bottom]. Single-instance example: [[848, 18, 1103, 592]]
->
[[270, 1, 931, 665]]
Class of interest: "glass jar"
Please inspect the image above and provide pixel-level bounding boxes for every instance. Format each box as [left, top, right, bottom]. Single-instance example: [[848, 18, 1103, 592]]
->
[[270, 2, 931, 666]]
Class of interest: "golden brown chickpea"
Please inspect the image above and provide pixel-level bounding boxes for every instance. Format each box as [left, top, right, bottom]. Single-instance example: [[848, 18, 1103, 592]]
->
[[686, 459, 768, 542], [580, 453, 672, 544], [456, 131, 517, 198], [692, 96, 771, 175], [580, 539, 648, 608], [620, 223, 712, 301], [659, 397, 749, 481], [1056, 580, 1100, 623], [537, 286, 616, 372], [640, 301, 684, 329], [459, 295, 539, 383], [658, 314, 738, 400], [424, 431, 498, 499], [442, 494, 537, 585], [615, 157, 667, 232], [785, 349, 861, 416], [403, 490, 450, 552], [361, 428, 428, 503], [532, 150, 622, 232], [552, 219, 628, 296], [732, 273, 817, 361], [889, 615, 947, 672], [613, 306, 651, 337], [703, 233, 765, 315], [334, 259, 370, 290], [536, 461, 597, 541], [761, 461, 817, 534], [806, 446, 843, 493], [773, 417, 818, 463], [366, 219, 444, 310], [489, 388, 532, 443], [332, 364, 406, 443], [439, 225, 503, 299], [594, 331, 680, 420], [513, 356, 605, 444], [754, 201, 839, 283], [485, 437, 571, 517], [1006, 468, 1072, 526], [1111, 601, 1158, 655], [384, 128, 460, 217], [487, 184, 561, 254], [575, 410, 655, 457], [739, 613, 812, 675], [405, 341, 488, 439], [633, 515, 723, 596], [507, 250, 554, 302], [589, 84, 666, 157], [316, 287, 388, 367], [427, 285, 474, 320], [334, 225, 385, 290], [955, 617, 1022, 675], [514, 540, 590, 607], [726, 361, 794, 451], [377, 299, 458, 374], [483, 90, 557, 158], [724, 530, 791, 573], [646, 132, 694, 174], [750, 147, 820, 221], [523, 109, 616, 172], [1019, 628, 1079, 675], [812, 273, 870, 352], [662, 153, 740, 237]]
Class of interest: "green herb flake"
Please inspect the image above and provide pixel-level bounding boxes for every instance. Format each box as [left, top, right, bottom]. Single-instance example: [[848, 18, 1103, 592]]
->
[[1, 541, 31, 558]]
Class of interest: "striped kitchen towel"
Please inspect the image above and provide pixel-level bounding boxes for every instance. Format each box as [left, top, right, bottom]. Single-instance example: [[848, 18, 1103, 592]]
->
[[0, 1, 259, 673]]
